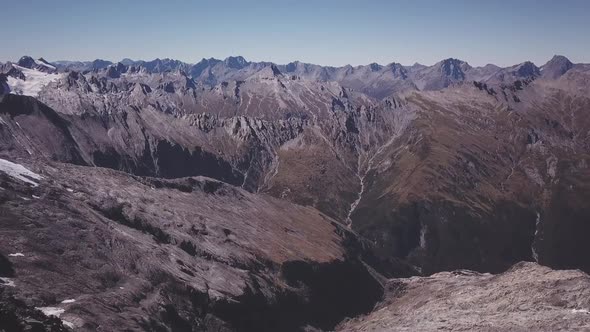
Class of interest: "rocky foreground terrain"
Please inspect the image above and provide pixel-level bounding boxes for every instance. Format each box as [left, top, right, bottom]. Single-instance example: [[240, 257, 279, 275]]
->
[[339, 262, 590, 331], [0, 54, 590, 331]]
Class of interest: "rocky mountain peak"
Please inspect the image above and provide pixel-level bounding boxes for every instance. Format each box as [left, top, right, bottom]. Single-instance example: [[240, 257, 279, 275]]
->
[[252, 64, 284, 80], [224, 56, 249, 69], [515, 61, 541, 78], [270, 63, 282, 76], [387, 62, 408, 79], [17, 56, 36, 69], [104, 63, 128, 78], [409, 62, 427, 70], [285, 61, 301, 72], [548, 54, 572, 64], [15, 56, 57, 73], [91, 59, 113, 70], [438, 58, 470, 80], [120, 58, 135, 66], [37, 57, 51, 66], [542, 55, 574, 79], [369, 63, 382, 72], [188, 57, 222, 80]]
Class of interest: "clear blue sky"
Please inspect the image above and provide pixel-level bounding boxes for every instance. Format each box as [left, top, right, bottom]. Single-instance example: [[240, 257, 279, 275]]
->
[[3, 0, 590, 67]]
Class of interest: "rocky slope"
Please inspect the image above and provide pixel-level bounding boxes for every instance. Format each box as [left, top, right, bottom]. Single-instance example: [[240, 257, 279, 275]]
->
[[0, 156, 387, 331], [338, 262, 590, 331]]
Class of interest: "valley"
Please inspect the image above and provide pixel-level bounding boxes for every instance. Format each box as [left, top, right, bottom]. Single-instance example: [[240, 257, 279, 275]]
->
[[1, 54, 590, 331]]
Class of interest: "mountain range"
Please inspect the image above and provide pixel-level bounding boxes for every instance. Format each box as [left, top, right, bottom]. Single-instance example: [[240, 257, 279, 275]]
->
[[20, 54, 586, 98], [1, 53, 590, 331]]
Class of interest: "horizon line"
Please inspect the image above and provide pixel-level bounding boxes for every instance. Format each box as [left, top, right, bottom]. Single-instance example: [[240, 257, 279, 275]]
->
[[2, 54, 582, 69]]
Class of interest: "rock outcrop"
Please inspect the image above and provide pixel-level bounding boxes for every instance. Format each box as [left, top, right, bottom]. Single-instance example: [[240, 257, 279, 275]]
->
[[338, 262, 590, 331]]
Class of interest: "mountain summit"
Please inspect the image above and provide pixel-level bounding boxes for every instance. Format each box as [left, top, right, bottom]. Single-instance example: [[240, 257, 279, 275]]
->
[[542, 55, 574, 79]]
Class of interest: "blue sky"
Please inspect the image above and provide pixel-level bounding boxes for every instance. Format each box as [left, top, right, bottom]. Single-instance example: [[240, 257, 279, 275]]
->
[[3, 0, 590, 66]]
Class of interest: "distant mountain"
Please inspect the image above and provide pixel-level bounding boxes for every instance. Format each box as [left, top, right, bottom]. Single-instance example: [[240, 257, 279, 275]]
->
[[542, 55, 574, 79], [14, 54, 587, 100], [485, 61, 541, 85], [223, 55, 249, 69], [407, 58, 471, 90], [54, 59, 113, 71], [16, 56, 57, 73]]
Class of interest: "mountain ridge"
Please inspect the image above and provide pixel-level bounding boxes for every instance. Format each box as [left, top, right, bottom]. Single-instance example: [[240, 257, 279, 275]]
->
[[7, 54, 580, 100]]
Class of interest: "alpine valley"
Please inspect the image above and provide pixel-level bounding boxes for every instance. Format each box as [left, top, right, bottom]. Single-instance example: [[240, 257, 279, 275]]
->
[[1, 54, 590, 331]]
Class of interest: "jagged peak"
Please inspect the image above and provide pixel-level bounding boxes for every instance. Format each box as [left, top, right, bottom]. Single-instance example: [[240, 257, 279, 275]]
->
[[543, 55, 573, 68], [385, 62, 408, 78], [18, 55, 34, 61], [285, 61, 304, 72], [435, 58, 471, 80], [514, 61, 540, 77], [386, 61, 403, 67], [90, 59, 113, 70], [37, 57, 51, 64], [250, 64, 283, 80], [541, 55, 574, 79], [368, 63, 382, 71], [438, 57, 468, 65], [270, 64, 282, 76], [224, 56, 249, 69], [17, 56, 36, 68], [547, 55, 571, 63], [482, 63, 501, 69]]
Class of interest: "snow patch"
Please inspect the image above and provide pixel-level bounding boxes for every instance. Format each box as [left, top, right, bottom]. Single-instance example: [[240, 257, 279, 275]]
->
[[572, 308, 590, 314], [7, 65, 63, 97], [37, 305, 75, 328], [62, 320, 75, 328], [61, 299, 76, 304], [0, 158, 43, 186], [0, 277, 15, 287], [35, 59, 57, 71], [36, 306, 65, 317], [8, 253, 24, 257]]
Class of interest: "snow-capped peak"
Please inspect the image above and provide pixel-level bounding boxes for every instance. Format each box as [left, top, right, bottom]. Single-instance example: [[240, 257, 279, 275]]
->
[[16, 56, 57, 73], [36, 58, 57, 71]]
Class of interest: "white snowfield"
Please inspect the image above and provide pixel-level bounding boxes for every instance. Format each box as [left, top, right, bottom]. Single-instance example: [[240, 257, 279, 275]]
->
[[8, 253, 24, 257], [0, 158, 43, 186], [37, 305, 75, 328], [7, 65, 63, 97], [36, 60, 56, 71]]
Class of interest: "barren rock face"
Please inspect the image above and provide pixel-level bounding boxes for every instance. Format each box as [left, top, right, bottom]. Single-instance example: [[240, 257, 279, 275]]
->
[[0, 159, 382, 331], [338, 262, 590, 331]]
